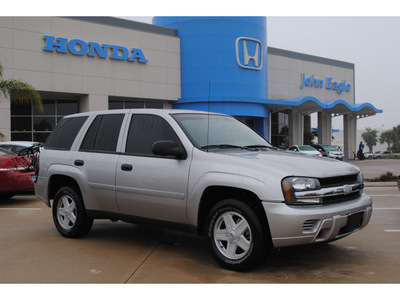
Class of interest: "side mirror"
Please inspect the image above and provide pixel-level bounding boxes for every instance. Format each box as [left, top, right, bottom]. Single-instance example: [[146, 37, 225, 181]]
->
[[152, 140, 187, 159]]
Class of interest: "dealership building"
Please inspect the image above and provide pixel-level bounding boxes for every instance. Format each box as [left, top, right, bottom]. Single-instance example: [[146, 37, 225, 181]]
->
[[0, 16, 382, 159]]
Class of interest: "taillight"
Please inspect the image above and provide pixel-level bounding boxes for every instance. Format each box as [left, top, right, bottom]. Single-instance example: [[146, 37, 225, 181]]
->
[[12, 156, 30, 171]]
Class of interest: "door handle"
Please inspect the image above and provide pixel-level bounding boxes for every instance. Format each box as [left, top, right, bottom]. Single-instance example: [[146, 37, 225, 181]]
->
[[74, 160, 84, 166], [121, 164, 133, 171]]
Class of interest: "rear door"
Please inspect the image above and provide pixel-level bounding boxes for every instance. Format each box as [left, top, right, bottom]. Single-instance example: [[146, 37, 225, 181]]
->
[[75, 113, 125, 213], [115, 114, 190, 223]]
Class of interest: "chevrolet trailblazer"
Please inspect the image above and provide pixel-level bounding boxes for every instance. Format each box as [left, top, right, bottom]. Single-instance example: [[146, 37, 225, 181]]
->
[[35, 109, 372, 271]]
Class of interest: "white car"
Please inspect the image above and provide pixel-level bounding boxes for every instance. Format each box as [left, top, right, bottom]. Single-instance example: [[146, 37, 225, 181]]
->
[[374, 151, 392, 158], [0, 141, 42, 156], [312, 144, 345, 160], [288, 145, 323, 157]]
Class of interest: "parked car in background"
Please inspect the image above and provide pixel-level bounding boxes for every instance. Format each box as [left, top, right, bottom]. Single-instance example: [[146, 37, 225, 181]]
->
[[287, 145, 322, 157], [374, 150, 392, 158], [312, 144, 344, 160], [364, 152, 378, 159], [0, 147, 35, 200], [0, 141, 42, 156]]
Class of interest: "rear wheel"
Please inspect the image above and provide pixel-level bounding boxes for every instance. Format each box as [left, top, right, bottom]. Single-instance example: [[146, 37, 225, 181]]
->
[[0, 193, 14, 200], [52, 186, 93, 238], [206, 199, 271, 271]]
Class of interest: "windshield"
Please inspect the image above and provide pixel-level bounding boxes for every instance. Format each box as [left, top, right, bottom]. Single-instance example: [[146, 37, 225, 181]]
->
[[323, 145, 339, 151], [173, 113, 272, 149], [298, 145, 316, 151]]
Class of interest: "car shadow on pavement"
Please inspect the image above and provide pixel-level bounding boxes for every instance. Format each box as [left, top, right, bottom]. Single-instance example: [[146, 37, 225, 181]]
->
[[254, 242, 371, 283], [83, 220, 367, 283], [0, 195, 37, 206]]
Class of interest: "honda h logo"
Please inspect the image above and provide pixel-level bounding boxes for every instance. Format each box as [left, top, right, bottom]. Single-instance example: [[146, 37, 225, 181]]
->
[[235, 37, 263, 70]]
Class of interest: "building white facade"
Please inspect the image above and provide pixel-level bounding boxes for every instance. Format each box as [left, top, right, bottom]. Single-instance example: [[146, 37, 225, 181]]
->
[[0, 17, 181, 142]]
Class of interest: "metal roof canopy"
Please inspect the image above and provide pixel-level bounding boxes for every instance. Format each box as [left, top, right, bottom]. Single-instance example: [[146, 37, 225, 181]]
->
[[266, 96, 383, 118]]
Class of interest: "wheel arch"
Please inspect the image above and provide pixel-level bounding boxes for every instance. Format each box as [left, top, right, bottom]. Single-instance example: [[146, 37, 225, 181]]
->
[[196, 186, 271, 237], [48, 174, 83, 206]]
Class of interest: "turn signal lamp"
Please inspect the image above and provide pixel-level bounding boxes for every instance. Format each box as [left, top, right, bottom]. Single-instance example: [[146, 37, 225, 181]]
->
[[281, 177, 321, 205]]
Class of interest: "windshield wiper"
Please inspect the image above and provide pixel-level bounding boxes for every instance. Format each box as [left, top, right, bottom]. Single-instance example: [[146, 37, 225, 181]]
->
[[201, 144, 257, 151], [244, 144, 276, 150]]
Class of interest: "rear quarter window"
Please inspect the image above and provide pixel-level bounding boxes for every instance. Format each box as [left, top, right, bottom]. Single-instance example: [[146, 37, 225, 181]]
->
[[45, 116, 88, 150]]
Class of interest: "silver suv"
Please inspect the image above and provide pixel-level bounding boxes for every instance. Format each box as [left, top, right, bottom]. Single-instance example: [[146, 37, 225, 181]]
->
[[35, 109, 372, 271]]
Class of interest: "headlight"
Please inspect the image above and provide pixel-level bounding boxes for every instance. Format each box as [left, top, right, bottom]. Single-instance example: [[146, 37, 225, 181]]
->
[[281, 177, 322, 205], [357, 172, 364, 184]]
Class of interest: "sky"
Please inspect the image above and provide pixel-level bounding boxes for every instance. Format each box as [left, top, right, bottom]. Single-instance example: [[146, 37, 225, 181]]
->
[[5, 1, 400, 132]]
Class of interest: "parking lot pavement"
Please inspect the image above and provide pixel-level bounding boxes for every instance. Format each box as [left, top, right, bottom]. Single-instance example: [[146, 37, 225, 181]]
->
[[349, 159, 400, 181], [1, 184, 400, 284]]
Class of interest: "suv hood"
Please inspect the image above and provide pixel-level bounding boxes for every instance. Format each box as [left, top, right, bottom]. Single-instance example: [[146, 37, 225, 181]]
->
[[221, 149, 359, 178]]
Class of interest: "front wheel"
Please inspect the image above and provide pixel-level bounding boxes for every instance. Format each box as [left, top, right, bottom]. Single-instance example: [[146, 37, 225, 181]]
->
[[206, 199, 271, 271], [52, 187, 93, 238]]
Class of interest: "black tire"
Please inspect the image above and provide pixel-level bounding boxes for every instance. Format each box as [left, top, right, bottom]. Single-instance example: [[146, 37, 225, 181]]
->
[[52, 186, 93, 238], [205, 199, 272, 271], [0, 193, 15, 200]]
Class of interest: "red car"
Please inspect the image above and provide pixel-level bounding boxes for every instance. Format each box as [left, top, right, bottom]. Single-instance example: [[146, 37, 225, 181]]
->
[[0, 147, 35, 200]]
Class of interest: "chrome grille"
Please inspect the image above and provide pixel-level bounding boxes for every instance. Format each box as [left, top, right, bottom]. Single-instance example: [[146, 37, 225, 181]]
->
[[294, 173, 363, 205]]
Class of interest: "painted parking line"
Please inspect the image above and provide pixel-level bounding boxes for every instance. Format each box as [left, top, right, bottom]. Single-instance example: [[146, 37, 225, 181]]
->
[[384, 230, 400, 233], [369, 194, 400, 197], [0, 208, 41, 211], [373, 208, 400, 210]]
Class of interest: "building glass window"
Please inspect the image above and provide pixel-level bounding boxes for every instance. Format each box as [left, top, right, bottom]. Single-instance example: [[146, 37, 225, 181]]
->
[[109, 99, 164, 110], [11, 99, 79, 143], [271, 111, 289, 149]]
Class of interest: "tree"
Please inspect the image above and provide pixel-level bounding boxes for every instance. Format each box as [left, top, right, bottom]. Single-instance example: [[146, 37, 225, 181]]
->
[[379, 130, 396, 150], [0, 63, 42, 141], [392, 125, 400, 152], [361, 127, 378, 152]]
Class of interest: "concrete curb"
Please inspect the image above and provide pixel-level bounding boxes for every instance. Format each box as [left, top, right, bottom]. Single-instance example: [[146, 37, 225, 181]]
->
[[364, 182, 398, 188]]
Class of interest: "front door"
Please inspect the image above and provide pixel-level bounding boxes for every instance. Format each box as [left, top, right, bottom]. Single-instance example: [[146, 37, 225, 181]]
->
[[115, 114, 190, 223]]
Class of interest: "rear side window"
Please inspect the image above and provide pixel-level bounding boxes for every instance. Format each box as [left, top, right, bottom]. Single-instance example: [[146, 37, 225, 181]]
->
[[45, 116, 88, 150], [80, 114, 124, 152], [125, 115, 180, 155]]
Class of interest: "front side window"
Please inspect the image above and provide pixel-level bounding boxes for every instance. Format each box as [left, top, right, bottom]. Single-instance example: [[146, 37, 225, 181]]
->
[[125, 115, 180, 156], [80, 114, 124, 152]]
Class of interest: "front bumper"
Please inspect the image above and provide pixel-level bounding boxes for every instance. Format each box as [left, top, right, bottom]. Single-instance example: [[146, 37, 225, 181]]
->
[[263, 193, 372, 247]]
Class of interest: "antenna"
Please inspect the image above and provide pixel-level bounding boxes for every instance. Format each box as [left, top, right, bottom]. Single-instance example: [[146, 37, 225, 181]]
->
[[207, 80, 211, 151]]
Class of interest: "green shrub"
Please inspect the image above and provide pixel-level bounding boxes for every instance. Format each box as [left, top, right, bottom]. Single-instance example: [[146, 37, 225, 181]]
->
[[367, 171, 398, 182], [378, 172, 397, 182]]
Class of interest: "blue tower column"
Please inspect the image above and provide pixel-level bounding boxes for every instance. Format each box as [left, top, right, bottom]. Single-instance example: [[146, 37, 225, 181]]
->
[[153, 17, 268, 136]]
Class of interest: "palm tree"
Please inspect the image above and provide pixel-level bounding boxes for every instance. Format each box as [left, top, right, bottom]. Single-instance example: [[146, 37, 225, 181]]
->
[[379, 130, 396, 150], [392, 125, 400, 152], [361, 127, 378, 152], [0, 62, 42, 141]]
